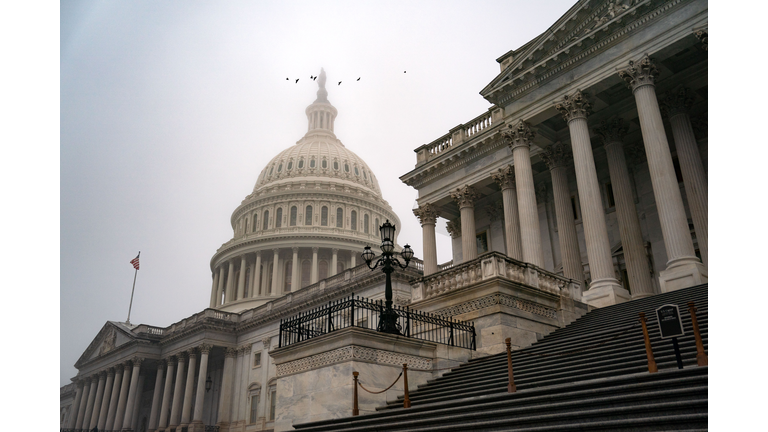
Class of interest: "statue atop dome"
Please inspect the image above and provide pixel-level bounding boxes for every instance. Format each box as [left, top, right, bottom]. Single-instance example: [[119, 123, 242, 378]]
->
[[314, 68, 329, 103]]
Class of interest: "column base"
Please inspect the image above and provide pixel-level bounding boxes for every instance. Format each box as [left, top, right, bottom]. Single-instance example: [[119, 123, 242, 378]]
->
[[659, 260, 707, 293], [581, 278, 631, 308], [187, 421, 206, 432], [215, 421, 231, 432]]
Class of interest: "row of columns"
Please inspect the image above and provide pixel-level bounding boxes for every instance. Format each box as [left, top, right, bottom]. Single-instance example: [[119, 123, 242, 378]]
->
[[211, 247, 358, 307], [68, 357, 144, 432], [413, 54, 706, 302]]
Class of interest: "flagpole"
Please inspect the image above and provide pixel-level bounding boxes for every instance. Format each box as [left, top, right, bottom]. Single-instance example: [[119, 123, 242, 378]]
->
[[127, 251, 140, 325]]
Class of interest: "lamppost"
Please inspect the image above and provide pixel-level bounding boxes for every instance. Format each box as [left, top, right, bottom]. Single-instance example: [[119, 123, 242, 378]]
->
[[362, 220, 414, 335]]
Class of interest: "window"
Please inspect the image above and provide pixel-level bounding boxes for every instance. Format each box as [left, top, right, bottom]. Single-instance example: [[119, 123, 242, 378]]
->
[[305, 206, 313, 225], [298, 158, 304, 169], [275, 208, 283, 228], [244, 268, 251, 298], [284, 261, 292, 292], [267, 265, 273, 294], [269, 385, 277, 420], [287, 161, 293, 170], [605, 183, 615, 208], [258, 265, 263, 295], [319, 261, 328, 280], [321, 206, 328, 226], [476, 231, 488, 255], [351, 211, 357, 230], [344, 163, 350, 172], [269, 166, 273, 176], [334, 161, 339, 171], [363, 170, 367, 180], [249, 391, 260, 424], [263, 210, 269, 230], [354, 166, 359, 176], [310, 158, 316, 168], [253, 352, 262, 367], [322, 159, 328, 169], [252, 214, 257, 232], [301, 260, 311, 288], [336, 208, 343, 228], [244, 219, 249, 234], [277, 163, 282, 173], [290, 206, 297, 226], [364, 214, 369, 234]]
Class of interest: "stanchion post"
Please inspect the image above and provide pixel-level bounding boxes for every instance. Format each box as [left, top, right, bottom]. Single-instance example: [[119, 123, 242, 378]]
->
[[688, 302, 708, 366], [352, 371, 359, 416], [639, 312, 658, 373], [402, 363, 411, 408], [505, 338, 517, 393]]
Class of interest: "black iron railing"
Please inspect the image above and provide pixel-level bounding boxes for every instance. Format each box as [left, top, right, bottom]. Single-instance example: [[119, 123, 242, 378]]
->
[[279, 294, 476, 350]]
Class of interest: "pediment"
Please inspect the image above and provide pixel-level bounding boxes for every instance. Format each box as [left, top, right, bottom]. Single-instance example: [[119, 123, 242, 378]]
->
[[75, 321, 136, 367], [482, 0, 667, 105]]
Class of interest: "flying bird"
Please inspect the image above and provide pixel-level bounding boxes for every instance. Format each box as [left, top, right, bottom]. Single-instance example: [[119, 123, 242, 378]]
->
[[286, 78, 289, 80], [296, 79, 300, 83], [338, 81, 342, 85], [313, 76, 317, 81], [404, 71, 406, 73], [357, 77, 360, 81]]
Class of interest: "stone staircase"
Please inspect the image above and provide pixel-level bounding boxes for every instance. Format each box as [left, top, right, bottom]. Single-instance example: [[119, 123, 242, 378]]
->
[[292, 284, 708, 431]]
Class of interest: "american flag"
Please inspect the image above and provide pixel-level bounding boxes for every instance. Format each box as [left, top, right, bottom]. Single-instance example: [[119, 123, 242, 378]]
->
[[130, 252, 140, 270]]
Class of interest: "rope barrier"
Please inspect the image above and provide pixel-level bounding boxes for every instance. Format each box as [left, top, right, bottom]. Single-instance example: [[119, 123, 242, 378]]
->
[[514, 321, 640, 358], [357, 372, 403, 394]]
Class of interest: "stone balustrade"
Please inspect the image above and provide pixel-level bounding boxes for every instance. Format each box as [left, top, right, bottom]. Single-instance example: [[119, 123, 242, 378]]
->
[[414, 107, 503, 166], [411, 251, 580, 302]]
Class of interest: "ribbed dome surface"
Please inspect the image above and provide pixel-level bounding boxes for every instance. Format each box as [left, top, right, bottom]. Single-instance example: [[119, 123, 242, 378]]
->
[[253, 135, 382, 196]]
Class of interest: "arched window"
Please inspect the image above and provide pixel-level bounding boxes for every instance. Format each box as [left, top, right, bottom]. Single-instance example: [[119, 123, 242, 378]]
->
[[275, 208, 283, 228], [305, 206, 313, 225], [321, 206, 328, 226], [319, 261, 328, 280], [263, 210, 269, 230], [301, 260, 311, 288], [287, 161, 293, 170], [244, 218, 249, 234], [252, 214, 257, 232], [336, 208, 343, 228], [334, 161, 339, 171], [322, 159, 328, 169], [267, 264, 273, 295], [284, 261, 292, 292], [258, 265, 263, 295], [244, 267, 251, 298], [310, 158, 316, 168], [290, 206, 297, 226], [344, 163, 350, 172], [351, 210, 357, 231], [364, 214, 369, 234], [298, 158, 304, 169]]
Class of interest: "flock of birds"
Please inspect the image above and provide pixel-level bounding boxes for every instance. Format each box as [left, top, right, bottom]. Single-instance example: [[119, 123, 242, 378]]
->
[[286, 71, 407, 86]]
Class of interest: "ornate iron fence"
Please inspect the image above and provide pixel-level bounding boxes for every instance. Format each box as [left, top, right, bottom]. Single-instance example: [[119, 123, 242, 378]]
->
[[279, 294, 476, 350]]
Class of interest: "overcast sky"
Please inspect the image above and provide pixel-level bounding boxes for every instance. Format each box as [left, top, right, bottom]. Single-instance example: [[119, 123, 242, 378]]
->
[[58, 0, 584, 387]]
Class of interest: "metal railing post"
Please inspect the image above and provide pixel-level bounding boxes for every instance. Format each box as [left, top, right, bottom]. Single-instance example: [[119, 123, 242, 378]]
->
[[352, 371, 360, 416], [505, 338, 516, 392], [402, 363, 411, 408], [639, 312, 658, 373]]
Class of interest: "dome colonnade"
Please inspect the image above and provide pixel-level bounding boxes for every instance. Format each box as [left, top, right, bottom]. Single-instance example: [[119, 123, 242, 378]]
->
[[209, 68, 400, 313]]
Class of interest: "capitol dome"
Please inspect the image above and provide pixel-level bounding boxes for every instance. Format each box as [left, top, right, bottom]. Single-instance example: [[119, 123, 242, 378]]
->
[[209, 68, 401, 313]]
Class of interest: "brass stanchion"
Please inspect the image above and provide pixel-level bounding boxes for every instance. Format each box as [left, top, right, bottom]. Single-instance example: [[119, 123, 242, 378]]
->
[[402, 363, 411, 408], [505, 338, 517, 392], [639, 312, 658, 373], [352, 371, 359, 416], [688, 302, 708, 366]]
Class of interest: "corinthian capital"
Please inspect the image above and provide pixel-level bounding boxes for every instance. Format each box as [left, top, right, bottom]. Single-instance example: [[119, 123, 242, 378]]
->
[[661, 87, 695, 118], [555, 90, 592, 123], [446, 218, 461, 238], [491, 165, 516, 190], [695, 28, 707, 51], [502, 120, 535, 150], [225, 347, 238, 358], [199, 344, 213, 355], [540, 142, 573, 170], [618, 54, 659, 91], [450, 185, 478, 209], [413, 203, 438, 226], [593, 118, 629, 145]]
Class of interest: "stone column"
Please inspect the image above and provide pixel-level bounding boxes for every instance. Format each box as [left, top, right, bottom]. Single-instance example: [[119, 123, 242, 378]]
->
[[226, 260, 235, 302], [230, 348, 245, 426], [619, 55, 706, 292], [130, 372, 145, 431], [180, 350, 198, 426], [217, 348, 237, 428], [104, 364, 124, 430], [311, 247, 319, 284], [491, 165, 524, 261], [82, 376, 98, 430], [147, 361, 165, 431], [237, 255, 247, 300], [451, 185, 478, 263], [595, 119, 656, 299], [331, 248, 339, 276], [169, 352, 188, 428], [191, 344, 212, 430], [350, 252, 356, 268], [662, 87, 708, 266], [215, 266, 225, 306], [272, 249, 280, 294], [121, 357, 143, 430], [292, 247, 300, 290], [209, 270, 219, 308], [113, 361, 132, 430], [97, 369, 114, 430], [157, 357, 176, 430], [68, 381, 84, 429], [88, 371, 107, 429], [540, 143, 584, 286], [74, 378, 91, 430], [413, 203, 439, 275], [502, 120, 545, 267], [254, 251, 262, 296], [555, 91, 628, 306], [237, 346, 252, 425]]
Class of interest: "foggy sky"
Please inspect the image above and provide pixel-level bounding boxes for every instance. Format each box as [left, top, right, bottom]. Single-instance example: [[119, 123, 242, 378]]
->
[[59, 0, 581, 386]]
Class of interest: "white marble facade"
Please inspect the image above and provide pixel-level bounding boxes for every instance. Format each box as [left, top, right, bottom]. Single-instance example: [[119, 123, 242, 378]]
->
[[63, 1, 709, 430]]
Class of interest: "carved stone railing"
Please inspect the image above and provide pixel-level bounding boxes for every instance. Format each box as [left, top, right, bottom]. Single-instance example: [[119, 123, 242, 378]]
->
[[410, 251, 580, 302], [414, 107, 504, 166], [437, 260, 454, 271]]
